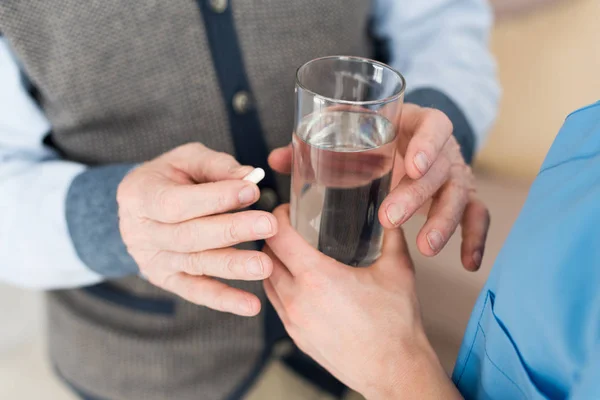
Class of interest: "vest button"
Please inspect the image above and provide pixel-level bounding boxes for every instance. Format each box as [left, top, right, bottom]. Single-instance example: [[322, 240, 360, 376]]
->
[[255, 188, 279, 212], [209, 0, 228, 13], [232, 91, 252, 115]]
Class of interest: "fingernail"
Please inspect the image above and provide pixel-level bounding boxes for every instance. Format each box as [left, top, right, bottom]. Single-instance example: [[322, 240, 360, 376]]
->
[[254, 216, 273, 236], [414, 152, 430, 174], [426, 230, 444, 252], [246, 256, 264, 276], [386, 204, 405, 226], [472, 250, 482, 267], [238, 185, 258, 204]]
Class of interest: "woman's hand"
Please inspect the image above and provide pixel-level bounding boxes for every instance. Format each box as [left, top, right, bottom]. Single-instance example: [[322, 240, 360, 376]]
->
[[264, 204, 461, 399]]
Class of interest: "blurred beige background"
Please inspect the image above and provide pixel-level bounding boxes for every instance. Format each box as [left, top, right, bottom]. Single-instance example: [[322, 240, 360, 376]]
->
[[480, 0, 600, 179], [1, 0, 599, 398]]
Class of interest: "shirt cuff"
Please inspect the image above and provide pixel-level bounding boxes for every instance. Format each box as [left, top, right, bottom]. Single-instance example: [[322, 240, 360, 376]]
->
[[66, 164, 139, 278], [405, 88, 476, 164]]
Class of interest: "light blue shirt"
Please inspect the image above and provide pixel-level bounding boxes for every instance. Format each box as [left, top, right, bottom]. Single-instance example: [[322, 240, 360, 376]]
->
[[0, 0, 500, 289], [453, 101, 600, 399]]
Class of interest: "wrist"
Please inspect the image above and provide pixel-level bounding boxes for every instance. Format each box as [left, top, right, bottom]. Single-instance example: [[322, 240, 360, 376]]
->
[[363, 330, 461, 400]]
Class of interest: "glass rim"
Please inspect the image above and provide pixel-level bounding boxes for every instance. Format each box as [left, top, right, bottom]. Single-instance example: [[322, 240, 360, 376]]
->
[[295, 55, 406, 106]]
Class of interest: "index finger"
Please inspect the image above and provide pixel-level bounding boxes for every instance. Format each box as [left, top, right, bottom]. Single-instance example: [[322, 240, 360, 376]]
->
[[265, 204, 325, 276], [145, 179, 260, 223], [402, 108, 453, 180]]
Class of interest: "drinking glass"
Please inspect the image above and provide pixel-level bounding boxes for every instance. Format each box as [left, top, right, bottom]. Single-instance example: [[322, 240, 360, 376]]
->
[[291, 56, 405, 266]]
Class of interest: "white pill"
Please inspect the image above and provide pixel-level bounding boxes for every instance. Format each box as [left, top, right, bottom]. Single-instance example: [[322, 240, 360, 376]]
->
[[242, 167, 266, 184]]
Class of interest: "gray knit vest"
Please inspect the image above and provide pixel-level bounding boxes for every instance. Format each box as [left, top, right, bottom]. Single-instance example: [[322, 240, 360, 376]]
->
[[0, 2, 372, 399]]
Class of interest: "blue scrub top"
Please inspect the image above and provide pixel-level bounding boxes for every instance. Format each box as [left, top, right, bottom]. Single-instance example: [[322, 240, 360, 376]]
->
[[452, 101, 600, 399]]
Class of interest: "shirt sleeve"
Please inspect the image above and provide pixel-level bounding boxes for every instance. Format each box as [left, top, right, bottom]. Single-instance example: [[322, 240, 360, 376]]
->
[[0, 36, 117, 289], [372, 0, 501, 163]]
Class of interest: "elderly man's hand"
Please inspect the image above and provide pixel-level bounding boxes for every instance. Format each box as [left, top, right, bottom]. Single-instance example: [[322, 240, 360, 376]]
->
[[269, 104, 489, 270], [117, 143, 276, 316]]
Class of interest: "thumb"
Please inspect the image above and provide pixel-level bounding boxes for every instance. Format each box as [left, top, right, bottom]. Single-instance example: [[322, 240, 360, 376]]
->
[[374, 228, 414, 274], [268, 144, 293, 175]]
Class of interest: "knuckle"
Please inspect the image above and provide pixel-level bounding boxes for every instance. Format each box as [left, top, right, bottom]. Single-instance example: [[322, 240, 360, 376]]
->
[[446, 179, 468, 196], [196, 182, 234, 214], [222, 253, 237, 276], [186, 252, 205, 275], [172, 223, 194, 251], [224, 219, 240, 243], [156, 189, 183, 221], [178, 142, 206, 156], [213, 189, 231, 211], [407, 184, 429, 207]]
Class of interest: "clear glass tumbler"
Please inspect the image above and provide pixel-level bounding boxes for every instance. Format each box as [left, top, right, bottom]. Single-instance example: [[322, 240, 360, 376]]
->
[[291, 56, 405, 266]]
